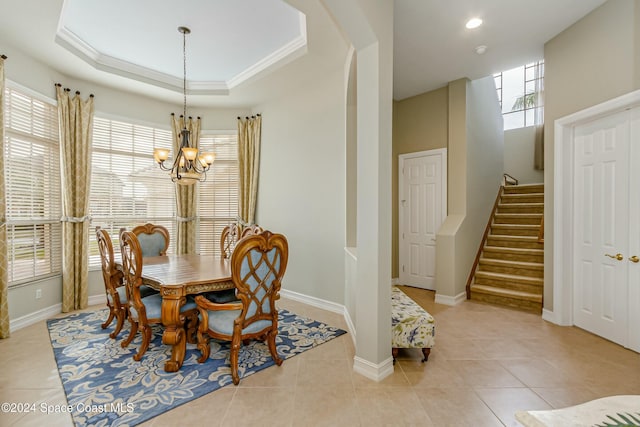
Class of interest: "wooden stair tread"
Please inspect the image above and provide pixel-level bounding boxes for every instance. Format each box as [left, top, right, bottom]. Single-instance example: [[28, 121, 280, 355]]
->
[[474, 270, 543, 284], [484, 245, 543, 253], [479, 258, 543, 269], [488, 234, 541, 241], [471, 284, 543, 302]]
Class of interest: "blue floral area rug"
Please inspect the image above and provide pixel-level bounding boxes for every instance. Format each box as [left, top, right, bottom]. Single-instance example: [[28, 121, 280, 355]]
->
[[47, 308, 346, 427]]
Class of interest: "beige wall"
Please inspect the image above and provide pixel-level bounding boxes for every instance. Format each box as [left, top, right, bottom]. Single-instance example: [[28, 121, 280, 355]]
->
[[504, 127, 544, 184], [543, 0, 640, 310], [391, 86, 448, 277], [437, 77, 503, 299]]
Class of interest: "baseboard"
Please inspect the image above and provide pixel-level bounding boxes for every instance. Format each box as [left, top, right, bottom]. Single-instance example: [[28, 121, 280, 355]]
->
[[391, 277, 399, 286], [542, 308, 566, 325], [10, 303, 62, 333], [353, 355, 394, 381], [88, 294, 107, 307], [434, 291, 466, 306]]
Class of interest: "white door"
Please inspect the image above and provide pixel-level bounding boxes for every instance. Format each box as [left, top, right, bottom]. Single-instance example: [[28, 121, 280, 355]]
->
[[399, 149, 447, 290], [573, 112, 629, 347]]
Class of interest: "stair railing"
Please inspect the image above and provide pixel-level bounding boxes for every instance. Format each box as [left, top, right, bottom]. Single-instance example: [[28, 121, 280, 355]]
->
[[466, 184, 505, 299], [503, 173, 518, 186]]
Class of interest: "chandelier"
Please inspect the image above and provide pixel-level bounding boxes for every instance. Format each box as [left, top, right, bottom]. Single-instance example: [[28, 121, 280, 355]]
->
[[153, 26, 215, 185]]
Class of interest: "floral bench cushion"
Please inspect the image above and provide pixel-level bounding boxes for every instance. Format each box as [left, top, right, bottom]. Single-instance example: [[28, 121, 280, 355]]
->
[[391, 286, 435, 349]]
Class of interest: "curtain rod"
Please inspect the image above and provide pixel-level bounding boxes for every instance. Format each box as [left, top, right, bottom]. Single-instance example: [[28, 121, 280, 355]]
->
[[237, 113, 262, 120], [54, 83, 94, 97]]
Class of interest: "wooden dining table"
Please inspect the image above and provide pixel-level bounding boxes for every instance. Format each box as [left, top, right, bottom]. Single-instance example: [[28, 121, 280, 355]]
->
[[139, 254, 234, 372]]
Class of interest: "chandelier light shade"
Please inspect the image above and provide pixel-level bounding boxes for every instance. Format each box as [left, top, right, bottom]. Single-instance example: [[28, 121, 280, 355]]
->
[[154, 26, 215, 185]]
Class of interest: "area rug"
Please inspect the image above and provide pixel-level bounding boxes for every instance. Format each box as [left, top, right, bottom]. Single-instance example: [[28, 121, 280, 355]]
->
[[47, 308, 346, 427], [515, 395, 640, 427]]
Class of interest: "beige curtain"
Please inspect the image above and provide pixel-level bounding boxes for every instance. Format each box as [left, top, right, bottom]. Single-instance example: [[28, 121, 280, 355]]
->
[[237, 115, 261, 225], [56, 85, 94, 312], [172, 114, 201, 254], [0, 56, 9, 338]]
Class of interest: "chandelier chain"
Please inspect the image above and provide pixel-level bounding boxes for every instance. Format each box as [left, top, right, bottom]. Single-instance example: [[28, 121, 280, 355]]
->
[[182, 28, 187, 119]]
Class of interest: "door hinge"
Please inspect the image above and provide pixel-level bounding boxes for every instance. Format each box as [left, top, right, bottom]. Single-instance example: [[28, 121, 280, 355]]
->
[[402, 265, 405, 272]]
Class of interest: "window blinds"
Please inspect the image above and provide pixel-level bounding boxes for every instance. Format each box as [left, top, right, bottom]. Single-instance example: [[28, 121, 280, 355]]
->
[[3, 86, 62, 284], [198, 134, 239, 257], [89, 117, 176, 266]]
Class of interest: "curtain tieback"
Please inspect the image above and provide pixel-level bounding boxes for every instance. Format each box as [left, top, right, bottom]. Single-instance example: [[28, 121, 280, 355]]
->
[[177, 216, 197, 222], [60, 215, 92, 223], [235, 216, 253, 227]]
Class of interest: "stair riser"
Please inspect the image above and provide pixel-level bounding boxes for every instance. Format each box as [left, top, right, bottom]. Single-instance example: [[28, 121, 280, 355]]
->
[[501, 195, 544, 204], [482, 250, 544, 263], [478, 263, 543, 278], [497, 204, 544, 214], [470, 291, 542, 314], [491, 226, 540, 237], [473, 276, 542, 294], [486, 237, 544, 250], [503, 185, 544, 194], [494, 215, 542, 225]]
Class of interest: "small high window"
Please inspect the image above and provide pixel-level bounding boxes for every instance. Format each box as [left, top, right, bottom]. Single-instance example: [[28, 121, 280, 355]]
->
[[494, 61, 544, 131]]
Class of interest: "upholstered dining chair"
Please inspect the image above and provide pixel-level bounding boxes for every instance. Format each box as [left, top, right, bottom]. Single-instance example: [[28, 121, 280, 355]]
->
[[96, 226, 128, 339], [240, 224, 263, 238], [194, 230, 289, 385], [220, 222, 241, 259], [119, 231, 198, 361], [131, 223, 170, 257]]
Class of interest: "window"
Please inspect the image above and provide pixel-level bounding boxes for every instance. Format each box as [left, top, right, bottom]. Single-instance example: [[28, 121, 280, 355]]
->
[[3, 84, 62, 285], [89, 117, 176, 267], [198, 133, 238, 257], [88, 117, 238, 265], [494, 61, 544, 131]]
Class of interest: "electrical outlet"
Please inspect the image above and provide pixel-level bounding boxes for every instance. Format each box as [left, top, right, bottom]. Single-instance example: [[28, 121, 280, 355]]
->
[[35, 289, 42, 299]]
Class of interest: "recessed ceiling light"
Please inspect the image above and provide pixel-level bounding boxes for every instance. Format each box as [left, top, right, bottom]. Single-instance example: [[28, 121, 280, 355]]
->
[[475, 45, 487, 55], [466, 18, 483, 29]]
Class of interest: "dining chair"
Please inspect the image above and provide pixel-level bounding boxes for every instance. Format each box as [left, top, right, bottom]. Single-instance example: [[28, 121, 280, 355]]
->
[[96, 226, 128, 339], [119, 231, 198, 361], [194, 230, 289, 385], [220, 222, 241, 259], [240, 224, 263, 238], [131, 223, 170, 257]]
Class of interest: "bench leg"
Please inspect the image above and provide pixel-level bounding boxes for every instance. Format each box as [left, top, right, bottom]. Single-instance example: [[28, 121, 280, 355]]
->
[[421, 348, 431, 362], [392, 347, 399, 364]]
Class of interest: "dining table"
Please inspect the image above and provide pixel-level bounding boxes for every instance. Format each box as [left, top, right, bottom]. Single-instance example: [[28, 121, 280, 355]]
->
[[139, 254, 234, 372]]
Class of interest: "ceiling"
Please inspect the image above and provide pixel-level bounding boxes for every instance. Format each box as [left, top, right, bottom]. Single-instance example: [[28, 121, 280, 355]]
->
[[0, 0, 607, 107]]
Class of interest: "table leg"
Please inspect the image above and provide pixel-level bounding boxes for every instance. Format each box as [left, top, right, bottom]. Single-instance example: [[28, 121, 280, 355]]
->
[[160, 288, 187, 372]]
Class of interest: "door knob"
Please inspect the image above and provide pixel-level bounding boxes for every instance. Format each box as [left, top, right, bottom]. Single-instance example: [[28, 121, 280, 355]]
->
[[630, 255, 639, 263], [605, 253, 624, 261]]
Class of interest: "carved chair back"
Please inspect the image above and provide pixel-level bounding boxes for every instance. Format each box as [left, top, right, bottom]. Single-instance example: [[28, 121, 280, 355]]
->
[[220, 223, 241, 259], [120, 231, 151, 324], [131, 223, 170, 257], [96, 226, 126, 338], [240, 224, 263, 238]]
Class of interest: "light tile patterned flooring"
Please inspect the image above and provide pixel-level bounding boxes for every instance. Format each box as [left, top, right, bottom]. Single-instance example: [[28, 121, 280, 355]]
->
[[1, 286, 639, 426]]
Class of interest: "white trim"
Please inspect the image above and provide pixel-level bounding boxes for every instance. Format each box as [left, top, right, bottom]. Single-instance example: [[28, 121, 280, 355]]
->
[[10, 303, 61, 333], [88, 294, 107, 307], [434, 291, 466, 306], [553, 89, 640, 326], [542, 308, 557, 324], [353, 355, 394, 382], [391, 277, 399, 286]]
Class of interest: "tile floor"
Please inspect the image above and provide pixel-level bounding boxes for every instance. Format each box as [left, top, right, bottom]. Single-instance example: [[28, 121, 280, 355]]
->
[[1, 286, 639, 426]]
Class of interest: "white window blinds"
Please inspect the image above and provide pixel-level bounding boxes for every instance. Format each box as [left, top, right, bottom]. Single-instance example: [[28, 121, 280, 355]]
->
[[198, 133, 238, 256], [3, 85, 62, 285], [89, 116, 176, 266]]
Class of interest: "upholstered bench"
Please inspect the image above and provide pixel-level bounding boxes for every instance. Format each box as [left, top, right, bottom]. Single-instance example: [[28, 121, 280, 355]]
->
[[391, 286, 435, 363]]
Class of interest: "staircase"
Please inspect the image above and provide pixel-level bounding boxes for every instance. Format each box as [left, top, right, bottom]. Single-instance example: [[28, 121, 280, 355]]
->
[[468, 183, 544, 314]]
